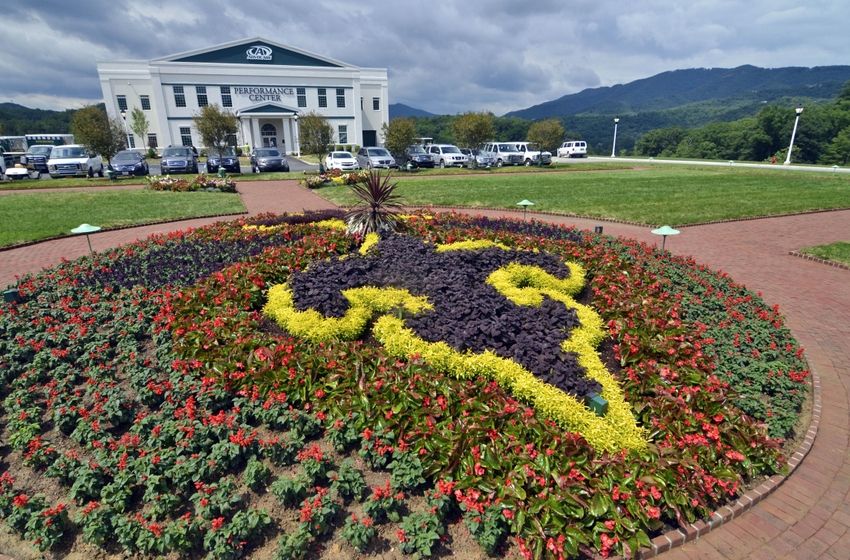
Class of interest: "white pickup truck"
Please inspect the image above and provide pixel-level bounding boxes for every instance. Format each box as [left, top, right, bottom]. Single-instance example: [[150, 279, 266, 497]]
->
[[513, 142, 552, 166]]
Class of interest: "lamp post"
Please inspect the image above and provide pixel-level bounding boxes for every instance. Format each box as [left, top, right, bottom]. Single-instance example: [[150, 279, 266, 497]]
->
[[516, 199, 535, 220], [119, 109, 131, 149], [293, 114, 300, 157], [71, 224, 102, 255], [611, 117, 620, 158], [783, 107, 803, 165], [651, 225, 680, 252]]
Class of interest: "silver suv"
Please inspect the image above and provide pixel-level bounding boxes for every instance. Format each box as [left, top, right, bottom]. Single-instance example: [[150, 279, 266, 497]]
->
[[427, 144, 467, 168], [480, 142, 523, 167]]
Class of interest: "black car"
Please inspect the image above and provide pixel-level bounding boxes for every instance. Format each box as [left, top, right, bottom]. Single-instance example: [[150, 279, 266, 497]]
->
[[206, 147, 241, 174], [161, 146, 199, 174], [22, 145, 53, 174], [250, 148, 289, 173], [110, 150, 149, 177], [404, 145, 435, 168]]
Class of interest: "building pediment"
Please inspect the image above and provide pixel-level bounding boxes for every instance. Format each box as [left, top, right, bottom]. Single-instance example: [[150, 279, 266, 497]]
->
[[157, 37, 347, 68], [237, 102, 299, 116]]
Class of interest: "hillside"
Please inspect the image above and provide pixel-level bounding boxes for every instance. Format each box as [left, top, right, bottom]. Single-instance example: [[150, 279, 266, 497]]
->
[[506, 65, 850, 120], [389, 103, 435, 119], [0, 102, 87, 136]]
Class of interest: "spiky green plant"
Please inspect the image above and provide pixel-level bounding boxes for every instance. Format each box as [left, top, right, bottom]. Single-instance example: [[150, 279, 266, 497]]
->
[[345, 170, 404, 235]]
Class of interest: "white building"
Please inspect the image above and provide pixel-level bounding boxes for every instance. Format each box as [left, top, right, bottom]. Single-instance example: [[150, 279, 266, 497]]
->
[[96, 37, 389, 154]]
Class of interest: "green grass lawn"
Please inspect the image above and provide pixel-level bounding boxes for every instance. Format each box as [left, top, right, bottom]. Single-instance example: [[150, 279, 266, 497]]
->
[[316, 165, 850, 225], [0, 190, 245, 247], [800, 242, 850, 266]]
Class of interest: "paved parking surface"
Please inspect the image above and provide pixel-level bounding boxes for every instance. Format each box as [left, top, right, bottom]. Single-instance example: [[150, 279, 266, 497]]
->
[[1, 181, 848, 559]]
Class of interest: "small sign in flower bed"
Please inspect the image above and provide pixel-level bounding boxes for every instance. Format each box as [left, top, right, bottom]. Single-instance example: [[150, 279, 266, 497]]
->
[[147, 173, 237, 192], [0, 210, 809, 559]]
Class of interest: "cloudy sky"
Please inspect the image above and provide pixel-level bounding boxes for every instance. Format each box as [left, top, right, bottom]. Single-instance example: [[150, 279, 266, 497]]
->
[[1, 0, 848, 115]]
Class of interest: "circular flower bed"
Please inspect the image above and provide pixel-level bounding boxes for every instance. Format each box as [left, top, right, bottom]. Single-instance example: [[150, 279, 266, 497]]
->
[[0, 211, 809, 559]]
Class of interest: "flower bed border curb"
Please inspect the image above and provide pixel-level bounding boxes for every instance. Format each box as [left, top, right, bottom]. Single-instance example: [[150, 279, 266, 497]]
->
[[636, 360, 821, 558]]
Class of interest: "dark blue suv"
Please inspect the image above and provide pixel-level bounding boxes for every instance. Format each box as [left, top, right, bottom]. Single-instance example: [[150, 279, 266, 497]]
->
[[161, 146, 199, 174]]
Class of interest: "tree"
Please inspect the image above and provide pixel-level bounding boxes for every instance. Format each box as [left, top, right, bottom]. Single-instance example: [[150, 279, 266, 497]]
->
[[634, 127, 687, 157], [193, 104, 238, 158], [381, 118, 417, 163], [299, 111, 334, 172], [452, 112, 495, 150], [71, 105, 125, 164], [526, 119, 565, 153], [821, 126, 850, 165], [129, 107, 150, 150]]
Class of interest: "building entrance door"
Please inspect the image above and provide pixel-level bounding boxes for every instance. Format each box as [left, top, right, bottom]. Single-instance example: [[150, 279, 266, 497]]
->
[[362, 130, 377, 147], [261, 124, 278, 148]]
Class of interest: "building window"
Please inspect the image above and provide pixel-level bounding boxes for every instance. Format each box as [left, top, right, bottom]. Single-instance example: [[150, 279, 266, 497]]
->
[[127, 134, 135, 149], [297, 87, 307, 108], [338, 125, 348, 144], [147, 133, 158, 149], [140, 95, 151, 110], [117, 95, 128, 111], [173, 85, 186, 108], [261, 124, 277, 148], [180, 127, 192, 146], [336, 88, 345, 108], [372, 97, 380, 111], [196, 86, 208, 107], [318, 88, 327, 108], [220, 86, 232, 108]]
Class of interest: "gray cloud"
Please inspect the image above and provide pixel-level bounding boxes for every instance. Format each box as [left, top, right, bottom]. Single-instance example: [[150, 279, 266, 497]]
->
[[0, 0, 847, 113]]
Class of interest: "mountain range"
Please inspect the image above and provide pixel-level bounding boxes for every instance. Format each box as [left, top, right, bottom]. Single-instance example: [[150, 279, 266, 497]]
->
[[504, 64, 850, 120], [390, 64, 850, 152]]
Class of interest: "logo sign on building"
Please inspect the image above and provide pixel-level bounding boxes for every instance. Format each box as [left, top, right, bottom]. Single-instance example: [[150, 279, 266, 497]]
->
[[246, 45, 273, 61]]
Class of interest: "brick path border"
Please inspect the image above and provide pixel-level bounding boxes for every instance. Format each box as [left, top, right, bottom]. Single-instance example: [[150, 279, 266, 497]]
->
[[788, 250, 850, 272], [637, 363, 822, 558]]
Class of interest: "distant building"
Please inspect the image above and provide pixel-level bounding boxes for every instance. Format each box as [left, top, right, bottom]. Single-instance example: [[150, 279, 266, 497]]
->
[[96, 37, 389, 153]]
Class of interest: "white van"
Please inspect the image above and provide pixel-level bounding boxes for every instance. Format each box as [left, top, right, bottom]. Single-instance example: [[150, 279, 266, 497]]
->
[[47, 144, 104, 178], [557, 141, 587, 158]]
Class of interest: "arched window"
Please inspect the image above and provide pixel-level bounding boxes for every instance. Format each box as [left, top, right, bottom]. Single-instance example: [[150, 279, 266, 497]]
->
[[261, 124, 277, 147]]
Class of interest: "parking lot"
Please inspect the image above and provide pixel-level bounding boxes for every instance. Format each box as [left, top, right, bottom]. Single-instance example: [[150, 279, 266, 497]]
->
[[2, 155, 316, 182]]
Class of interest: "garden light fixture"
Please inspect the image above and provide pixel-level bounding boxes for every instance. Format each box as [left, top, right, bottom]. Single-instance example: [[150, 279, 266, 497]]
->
[[516, 199, 535, 219], [651, 225, 680, 251], [611, 117, 620, 157], [784, 107, 804, 165], [71, 223, 102, 255]]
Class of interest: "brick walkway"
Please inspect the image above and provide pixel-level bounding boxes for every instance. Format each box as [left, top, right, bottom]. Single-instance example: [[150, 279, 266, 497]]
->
[[1, 181, 848, 559]]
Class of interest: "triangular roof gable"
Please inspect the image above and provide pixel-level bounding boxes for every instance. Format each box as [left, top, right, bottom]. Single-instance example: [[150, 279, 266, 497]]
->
[[238, 103, 299, 115], [156, 37, 347, 68]]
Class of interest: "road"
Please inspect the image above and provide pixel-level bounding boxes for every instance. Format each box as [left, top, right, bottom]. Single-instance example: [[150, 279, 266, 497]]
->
[[554, 155, 850, 174]]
